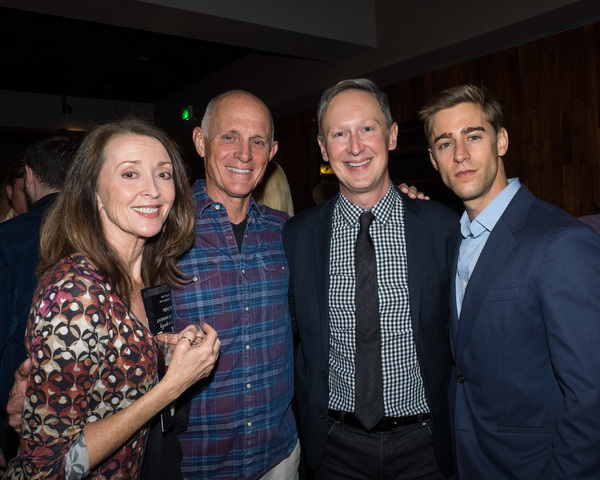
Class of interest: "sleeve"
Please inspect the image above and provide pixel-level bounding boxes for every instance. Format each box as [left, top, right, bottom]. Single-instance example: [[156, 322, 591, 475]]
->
[[539, 225, 600, 478], [10, 265, 110, 479], [65, 434, 91, 480], [0, 247, 27, 409], [281, 222, 298, 338], [0, 254, 13, 362]]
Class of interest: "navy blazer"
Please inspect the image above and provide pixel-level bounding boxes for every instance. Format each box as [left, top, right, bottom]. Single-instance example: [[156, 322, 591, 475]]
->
[[0, 193, 58, 408], [449, 186, 600, 479], [282, 189, 458, 474]]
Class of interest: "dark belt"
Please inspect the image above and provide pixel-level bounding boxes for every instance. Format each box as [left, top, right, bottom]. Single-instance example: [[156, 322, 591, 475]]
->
[[328, 409, 431, 432]]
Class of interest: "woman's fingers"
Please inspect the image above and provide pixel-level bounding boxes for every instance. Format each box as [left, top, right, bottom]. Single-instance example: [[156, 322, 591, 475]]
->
[[161, 324, 220, 394]]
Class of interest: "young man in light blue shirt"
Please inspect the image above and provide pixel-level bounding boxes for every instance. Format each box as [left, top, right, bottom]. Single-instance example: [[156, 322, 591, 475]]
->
[[420, 84, 600, 480]]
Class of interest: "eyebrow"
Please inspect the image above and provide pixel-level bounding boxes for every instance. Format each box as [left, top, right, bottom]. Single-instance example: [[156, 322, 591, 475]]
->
[[116, 160, 141, 167], [116, 159, 172, 167], [221, 130, 267, 140], [433, 126, 486, 144]]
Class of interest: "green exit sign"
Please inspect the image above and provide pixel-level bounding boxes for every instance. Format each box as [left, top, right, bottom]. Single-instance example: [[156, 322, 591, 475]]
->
[[182, 105, 193, 121]]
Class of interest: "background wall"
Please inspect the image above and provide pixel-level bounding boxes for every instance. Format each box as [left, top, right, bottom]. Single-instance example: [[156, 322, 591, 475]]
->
[[274, 21, 600, 217]]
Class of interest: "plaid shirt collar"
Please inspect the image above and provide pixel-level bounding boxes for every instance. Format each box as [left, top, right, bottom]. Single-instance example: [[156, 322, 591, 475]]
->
[[192, 178, 262, 221]]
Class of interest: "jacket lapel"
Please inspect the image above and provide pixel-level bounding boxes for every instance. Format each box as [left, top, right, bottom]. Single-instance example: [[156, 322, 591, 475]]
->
[[449, 231, 461, 357], [312, 196, 337, 355], [453, 187, 532, 366], [403, 193, 423, 335]]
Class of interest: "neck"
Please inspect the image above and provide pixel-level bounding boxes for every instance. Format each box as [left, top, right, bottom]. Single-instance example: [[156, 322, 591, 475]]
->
[[205, 184, 251, 224], [464, 180, 510, 220], [464, 159, 509, 220], [341, 182, 390, 211], [31, 186, 59, 204], [225, 198, 250, 224], [112, 239, 145, 283]]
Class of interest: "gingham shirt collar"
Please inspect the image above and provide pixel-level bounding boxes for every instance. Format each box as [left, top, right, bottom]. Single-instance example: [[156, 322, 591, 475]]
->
[[336, 182, 398, 226]]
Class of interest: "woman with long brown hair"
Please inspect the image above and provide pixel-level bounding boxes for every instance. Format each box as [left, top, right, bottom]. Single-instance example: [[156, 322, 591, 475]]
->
[[5, 118, 220, 479]]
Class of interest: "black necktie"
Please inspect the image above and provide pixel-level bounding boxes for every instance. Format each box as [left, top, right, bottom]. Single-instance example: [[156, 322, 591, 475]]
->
[[354, 211, 384, 431]]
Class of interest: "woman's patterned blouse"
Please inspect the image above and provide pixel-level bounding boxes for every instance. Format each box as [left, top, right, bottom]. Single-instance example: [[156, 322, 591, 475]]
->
[[5, 255, 158, 479]]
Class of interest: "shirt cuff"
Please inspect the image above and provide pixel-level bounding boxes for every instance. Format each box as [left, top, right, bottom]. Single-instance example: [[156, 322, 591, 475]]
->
[[65, 433, 91, 480]]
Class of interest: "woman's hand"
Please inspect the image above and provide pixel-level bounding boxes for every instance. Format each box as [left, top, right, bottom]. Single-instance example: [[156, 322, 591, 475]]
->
[[83, 323, 220, 470], [160, 323, 220, 399]]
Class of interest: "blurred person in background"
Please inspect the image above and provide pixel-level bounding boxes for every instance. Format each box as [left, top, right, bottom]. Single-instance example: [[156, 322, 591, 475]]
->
[[254, 160, 295, 216], [0, 135, 78, 471], [1, 158, 29, 222], [0, 171, 10, 221]]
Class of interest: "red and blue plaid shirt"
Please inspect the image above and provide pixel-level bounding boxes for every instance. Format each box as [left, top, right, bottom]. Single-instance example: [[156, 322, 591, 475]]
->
[[173, 180, 297, 479]]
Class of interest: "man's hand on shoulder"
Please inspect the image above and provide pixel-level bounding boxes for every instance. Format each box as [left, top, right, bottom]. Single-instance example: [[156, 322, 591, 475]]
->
[[7, 358, 31, 434], [0, 448, 6, 476], [398, 183, 430, 200]]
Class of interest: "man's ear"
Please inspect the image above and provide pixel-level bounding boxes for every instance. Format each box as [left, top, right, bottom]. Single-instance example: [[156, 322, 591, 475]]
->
[[24, 165, 34, 190], [6, 184, 13, 201], [497, 128, 509, 157], [192, 127, 206, 157], [388, 122, 398, 151], [268, 141, 279, 162], [429, 149, 439, 172], [317, 136, 329, 163]]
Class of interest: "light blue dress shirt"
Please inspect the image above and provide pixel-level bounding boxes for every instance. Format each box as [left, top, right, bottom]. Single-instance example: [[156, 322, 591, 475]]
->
[[456, 178, 521, 316]]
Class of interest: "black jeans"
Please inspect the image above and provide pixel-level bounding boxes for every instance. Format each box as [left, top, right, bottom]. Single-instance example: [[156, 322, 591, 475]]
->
[[315, 415, 449, 480]]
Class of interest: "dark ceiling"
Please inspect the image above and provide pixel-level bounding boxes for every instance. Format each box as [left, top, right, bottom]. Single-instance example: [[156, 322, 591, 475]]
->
[[2, 1, 599, 118], [0, 7, 255, 103]]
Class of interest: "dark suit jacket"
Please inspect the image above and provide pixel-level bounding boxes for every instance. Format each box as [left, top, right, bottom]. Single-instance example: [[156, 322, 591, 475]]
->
[[449, 186, 600, 479], [0, 193, 57, 409], [282, 190, 458, 474]]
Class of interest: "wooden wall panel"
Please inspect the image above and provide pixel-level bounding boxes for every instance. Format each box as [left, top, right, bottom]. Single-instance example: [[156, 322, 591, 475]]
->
[[546, 23, 600, 215], [273, 108, 318, 213], [274, 21, 600, 217], [512, 38, 551, 202]]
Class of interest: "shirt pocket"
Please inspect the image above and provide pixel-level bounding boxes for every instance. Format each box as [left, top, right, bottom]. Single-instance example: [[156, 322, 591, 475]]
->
[[174, 259, 225, 321], [261, 259, 289, 313]]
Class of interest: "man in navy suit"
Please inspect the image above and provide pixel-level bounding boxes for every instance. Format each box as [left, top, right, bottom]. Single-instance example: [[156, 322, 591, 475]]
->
[[283, 78, 457, 479], [0, 132, 78, 473], [420, 84, 600, 479]]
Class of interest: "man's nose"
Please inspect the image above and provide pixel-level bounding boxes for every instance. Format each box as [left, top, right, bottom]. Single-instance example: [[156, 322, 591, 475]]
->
[[454, 140, 469, 163], [348, 134, 364, 156], [236, 141, 253, 163]]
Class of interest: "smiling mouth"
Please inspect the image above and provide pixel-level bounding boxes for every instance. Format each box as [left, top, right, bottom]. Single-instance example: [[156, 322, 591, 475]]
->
[[347, 159, 370, 167], [132, 207, 160, 214], [226, 166, 252, 174]]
